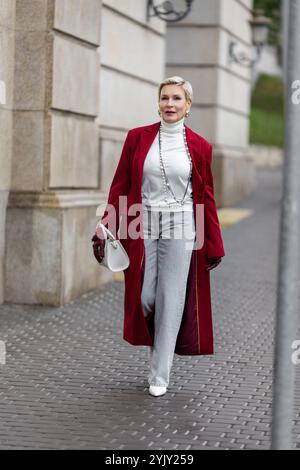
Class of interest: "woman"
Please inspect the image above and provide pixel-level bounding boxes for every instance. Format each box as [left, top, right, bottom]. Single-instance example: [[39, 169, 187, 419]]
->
[[92, 76, 225, 397]]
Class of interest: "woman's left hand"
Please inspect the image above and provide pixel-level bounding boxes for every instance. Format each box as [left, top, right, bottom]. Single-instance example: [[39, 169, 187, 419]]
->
[[91, 234, 106, 264], [205, 256, 222, 271]]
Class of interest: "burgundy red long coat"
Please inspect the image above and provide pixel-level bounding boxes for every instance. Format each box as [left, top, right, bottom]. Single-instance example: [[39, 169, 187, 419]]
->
[[100, 121, 225, 355]]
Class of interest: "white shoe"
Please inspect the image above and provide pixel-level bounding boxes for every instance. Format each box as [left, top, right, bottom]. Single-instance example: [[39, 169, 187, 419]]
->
[[149, 385, 167, 397]]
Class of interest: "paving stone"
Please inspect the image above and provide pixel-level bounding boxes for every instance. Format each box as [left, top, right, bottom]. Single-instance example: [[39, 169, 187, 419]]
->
[[0, 168, 300, 449]]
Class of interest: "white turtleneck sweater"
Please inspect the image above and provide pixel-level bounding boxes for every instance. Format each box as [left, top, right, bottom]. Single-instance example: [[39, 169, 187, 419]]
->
[[141, 116, 194, 212]]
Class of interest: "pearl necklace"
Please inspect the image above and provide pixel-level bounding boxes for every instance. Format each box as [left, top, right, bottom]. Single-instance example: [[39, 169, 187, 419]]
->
[[158, 123, 193, 207]]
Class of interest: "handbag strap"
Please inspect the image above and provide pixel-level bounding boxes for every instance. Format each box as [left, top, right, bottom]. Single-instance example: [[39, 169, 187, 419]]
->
[[96, 223, 118, 246]]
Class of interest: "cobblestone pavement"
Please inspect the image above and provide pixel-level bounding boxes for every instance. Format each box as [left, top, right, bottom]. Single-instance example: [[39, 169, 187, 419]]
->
[[0, 167, 300, 450]]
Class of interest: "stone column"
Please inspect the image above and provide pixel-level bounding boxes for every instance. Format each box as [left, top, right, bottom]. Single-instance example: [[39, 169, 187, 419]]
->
[[166, 0, 256, 206], [0, 0, 16, 303], [4, 0, 104, 306], [98, 0, 166, 284]]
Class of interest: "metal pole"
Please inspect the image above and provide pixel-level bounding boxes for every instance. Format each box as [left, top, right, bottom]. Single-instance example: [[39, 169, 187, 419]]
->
[[271, 0, 300, 450]]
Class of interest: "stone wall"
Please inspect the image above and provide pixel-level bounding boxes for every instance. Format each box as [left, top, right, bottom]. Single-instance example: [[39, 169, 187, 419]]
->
[[166, 0, 256, 206], [0, 0, 256, 306], [2, 0, 103, 306], [0, 0, 16, 303]]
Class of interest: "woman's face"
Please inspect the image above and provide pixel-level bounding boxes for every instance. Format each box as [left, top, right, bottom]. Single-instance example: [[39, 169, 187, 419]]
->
[[159, 84, 191, 123]]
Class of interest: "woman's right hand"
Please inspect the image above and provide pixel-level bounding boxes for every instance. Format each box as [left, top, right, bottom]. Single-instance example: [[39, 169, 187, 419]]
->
[[91, 233, 106, 263]]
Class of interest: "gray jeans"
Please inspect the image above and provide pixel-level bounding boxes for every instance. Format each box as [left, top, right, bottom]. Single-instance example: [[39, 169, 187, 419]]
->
[[141, 208, 196, 387]]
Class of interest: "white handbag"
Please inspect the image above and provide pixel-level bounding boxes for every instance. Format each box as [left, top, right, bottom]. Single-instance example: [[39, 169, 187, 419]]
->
[[95, 223, 130, 272]]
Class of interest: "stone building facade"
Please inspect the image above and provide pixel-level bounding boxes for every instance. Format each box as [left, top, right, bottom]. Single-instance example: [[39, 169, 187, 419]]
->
[[0, 0, 254, 306]]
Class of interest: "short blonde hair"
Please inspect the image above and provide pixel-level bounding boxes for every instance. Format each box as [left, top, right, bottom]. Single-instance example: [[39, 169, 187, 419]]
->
[[158, 76, 193, 102]]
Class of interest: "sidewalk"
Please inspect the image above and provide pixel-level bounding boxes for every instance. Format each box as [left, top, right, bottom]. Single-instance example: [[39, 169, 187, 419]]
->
[[0, 167, 299, 450]]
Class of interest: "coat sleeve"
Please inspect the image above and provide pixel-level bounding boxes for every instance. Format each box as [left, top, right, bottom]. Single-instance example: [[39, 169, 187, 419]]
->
[[100, 130, 132, 238], [204, 143, 225, 259]]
